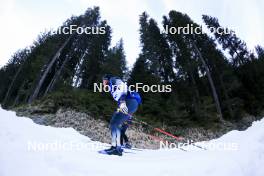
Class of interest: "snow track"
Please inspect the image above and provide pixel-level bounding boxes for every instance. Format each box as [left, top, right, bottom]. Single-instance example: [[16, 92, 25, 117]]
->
[[0, 107, 264, 176]]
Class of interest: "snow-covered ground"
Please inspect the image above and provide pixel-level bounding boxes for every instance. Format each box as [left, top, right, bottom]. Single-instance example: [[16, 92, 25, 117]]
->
[[0, 107, 264, 176]]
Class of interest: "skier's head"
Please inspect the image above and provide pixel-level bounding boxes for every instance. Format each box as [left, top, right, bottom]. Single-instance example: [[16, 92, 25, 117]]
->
[[102, 74, 112, 86]]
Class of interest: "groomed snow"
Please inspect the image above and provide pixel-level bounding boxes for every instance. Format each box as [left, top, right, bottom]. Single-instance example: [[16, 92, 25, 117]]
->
[[0, 107, 264, 176]]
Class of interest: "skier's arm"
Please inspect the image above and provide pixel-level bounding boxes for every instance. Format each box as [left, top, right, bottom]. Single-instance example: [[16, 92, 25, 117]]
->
[[110, 78, 128, 114], [110, 78, 128, 102], [116, 83, 128, 114]]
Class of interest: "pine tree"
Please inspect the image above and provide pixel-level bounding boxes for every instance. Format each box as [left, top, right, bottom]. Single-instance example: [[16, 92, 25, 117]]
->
[[163, 12, 203, 119], [202, 15, 250, 67], [256, 45, 264, 60], [163, 11, 225, 121], [2, 49, 30, 106], [101, 39, 127, 78], [139, 12, 174, 83]]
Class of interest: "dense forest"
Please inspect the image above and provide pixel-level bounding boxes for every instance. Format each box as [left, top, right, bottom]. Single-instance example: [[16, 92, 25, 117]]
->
[[1, 7, 264, 129]]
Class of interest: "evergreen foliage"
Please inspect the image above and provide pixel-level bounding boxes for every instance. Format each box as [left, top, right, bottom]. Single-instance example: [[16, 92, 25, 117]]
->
[[1, 8, 264, 129]]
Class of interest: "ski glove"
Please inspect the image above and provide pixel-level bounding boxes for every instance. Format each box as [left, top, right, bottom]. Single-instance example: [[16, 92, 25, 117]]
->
[[119, 101, 128, 114]]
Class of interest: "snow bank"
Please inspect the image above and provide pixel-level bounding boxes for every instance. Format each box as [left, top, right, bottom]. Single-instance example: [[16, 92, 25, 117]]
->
[[0, 107, 264, 176]]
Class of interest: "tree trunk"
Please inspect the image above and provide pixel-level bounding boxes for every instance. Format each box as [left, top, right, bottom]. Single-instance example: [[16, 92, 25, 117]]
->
[[191, 39, 224, 122], [12, 81, 26, 107], [187, 63, 201, 115], [190, 73, 201, 114], [44, 54, 71, 96], [73, 49, 88, 87], [28, 35, 72, 103], [219, 73, 234, 118], [3, 63, 24, 106]]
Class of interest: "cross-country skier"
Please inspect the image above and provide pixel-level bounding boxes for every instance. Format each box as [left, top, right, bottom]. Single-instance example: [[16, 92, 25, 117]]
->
[[102, 74, 141, 156]]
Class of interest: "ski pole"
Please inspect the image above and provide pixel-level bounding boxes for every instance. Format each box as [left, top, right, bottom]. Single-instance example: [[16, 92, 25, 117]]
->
[[133, 117, 207, 150], [154, 127, 183, 141], [132, 117, 184, 141], [114, 109, 206, 150]]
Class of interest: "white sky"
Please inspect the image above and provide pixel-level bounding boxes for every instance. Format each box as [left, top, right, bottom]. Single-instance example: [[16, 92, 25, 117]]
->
[[0, 0, 263, 68]]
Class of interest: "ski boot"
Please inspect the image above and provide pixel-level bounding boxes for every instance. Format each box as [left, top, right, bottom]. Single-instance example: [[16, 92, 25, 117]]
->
[[105, 146, 123, 156], [124, 142, 132, 149]]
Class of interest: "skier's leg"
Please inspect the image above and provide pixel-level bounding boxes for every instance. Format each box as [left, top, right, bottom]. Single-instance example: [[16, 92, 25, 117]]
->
[[106, 112, 129, 155], [121, 125, 129, 143], [110, 127, 118, 146], [107, 99, 139, 155], [110, 112, 119, 146], [120, 126, 126, 146], [122, 99, 139, 149], [123, 133, 129, 143], [121, 124, 132, 148], [110, 112, 129, 147], [116, 114, 128, 147]]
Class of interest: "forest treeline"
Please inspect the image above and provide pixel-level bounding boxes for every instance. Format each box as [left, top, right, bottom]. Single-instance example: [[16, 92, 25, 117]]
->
[[1, 7, 264, 128]]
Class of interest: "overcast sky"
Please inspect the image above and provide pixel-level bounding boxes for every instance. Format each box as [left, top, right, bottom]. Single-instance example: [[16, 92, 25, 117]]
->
[[0, 0, 263, 68]]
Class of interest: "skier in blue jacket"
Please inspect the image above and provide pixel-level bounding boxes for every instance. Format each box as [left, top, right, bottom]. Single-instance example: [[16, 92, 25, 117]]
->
[[102, 74, 141, 156]]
